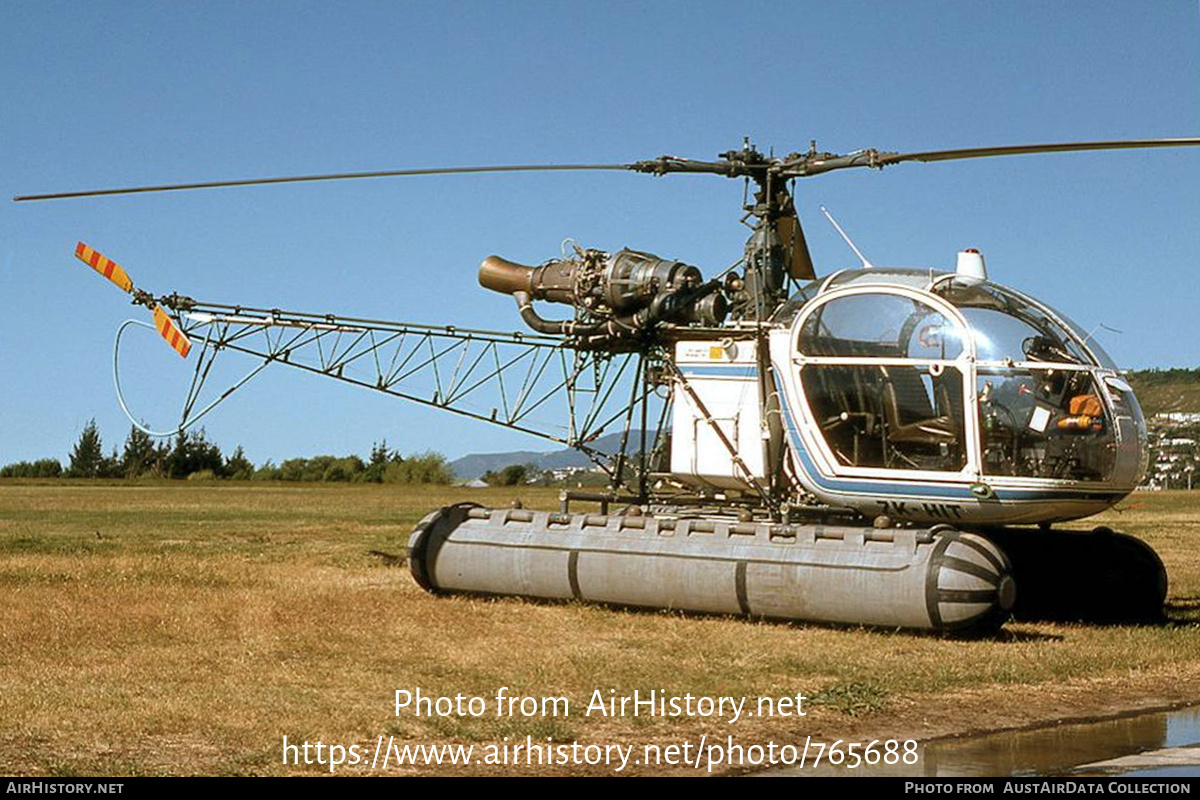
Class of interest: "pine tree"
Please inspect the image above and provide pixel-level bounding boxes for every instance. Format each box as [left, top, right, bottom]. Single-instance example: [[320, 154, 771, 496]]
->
[[369, 439, 392, 467], [99, 446, 121, 478], [67, 419, 104, 478], [224, 446, 253, 480], [363, 439, 394, 483], [166, 429, 224, 479], [121, 426, 156, 478]]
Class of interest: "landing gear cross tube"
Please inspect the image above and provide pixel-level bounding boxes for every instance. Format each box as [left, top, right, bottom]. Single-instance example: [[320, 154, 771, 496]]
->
[[408, 504, 1016, 632]]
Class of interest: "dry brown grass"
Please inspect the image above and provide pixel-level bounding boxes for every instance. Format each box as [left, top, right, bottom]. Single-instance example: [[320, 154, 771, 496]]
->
[[1, 481, 1197, 776]]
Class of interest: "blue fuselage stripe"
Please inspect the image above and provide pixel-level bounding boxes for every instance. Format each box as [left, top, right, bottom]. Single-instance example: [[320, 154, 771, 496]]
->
[[679, 365, 758, 379]]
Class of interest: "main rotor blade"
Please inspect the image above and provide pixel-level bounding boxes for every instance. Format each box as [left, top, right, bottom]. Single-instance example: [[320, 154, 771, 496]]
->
[[785, 137, 1200, 176], [23, 138, 1200, 200], [877, 137, 1200, 166], [15, 163, 633, 201]]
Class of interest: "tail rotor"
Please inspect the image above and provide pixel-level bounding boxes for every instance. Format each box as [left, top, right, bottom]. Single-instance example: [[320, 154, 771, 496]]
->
[[74, 242, 192, 358]]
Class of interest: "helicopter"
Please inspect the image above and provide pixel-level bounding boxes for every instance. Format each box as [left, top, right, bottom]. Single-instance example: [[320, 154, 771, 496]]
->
[[18, 136, 1200, 632]]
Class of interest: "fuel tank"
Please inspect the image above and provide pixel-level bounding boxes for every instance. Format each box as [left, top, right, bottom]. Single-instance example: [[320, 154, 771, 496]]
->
[[408, 504, 1016, 632]]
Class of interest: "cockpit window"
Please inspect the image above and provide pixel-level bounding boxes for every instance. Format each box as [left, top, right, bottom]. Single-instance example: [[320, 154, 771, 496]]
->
[[797, 292, 968, 472], [823, 269, 939, 291], [934, 279, 1090, 365], [1053, 309, 1121, 371], [802, 364, 967, 472], [771, 282, 820, 326], [977, 369, 1116, 480], [798, 293, 963, 360]]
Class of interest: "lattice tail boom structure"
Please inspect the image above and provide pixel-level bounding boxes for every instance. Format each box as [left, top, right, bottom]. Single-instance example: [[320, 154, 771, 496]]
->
[[150, 300, 669, 486]]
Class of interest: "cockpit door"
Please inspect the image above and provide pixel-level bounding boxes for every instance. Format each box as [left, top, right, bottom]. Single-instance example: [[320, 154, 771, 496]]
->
[[791, 288, 978, 479]]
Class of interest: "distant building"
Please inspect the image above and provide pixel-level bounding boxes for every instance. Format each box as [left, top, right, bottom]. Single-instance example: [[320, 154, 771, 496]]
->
[[1154, 412, 1200, 424], [1145, 414, 1199, 490]]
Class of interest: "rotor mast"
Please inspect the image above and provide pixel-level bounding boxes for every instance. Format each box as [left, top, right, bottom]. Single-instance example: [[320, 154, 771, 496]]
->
[[735, 146, 802, 320], [630, 140, 816, 321], [628, 142, 810, 515]]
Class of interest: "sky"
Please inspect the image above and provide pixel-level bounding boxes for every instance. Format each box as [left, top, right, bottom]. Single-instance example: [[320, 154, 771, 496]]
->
[[1, 1, 1198, 467]]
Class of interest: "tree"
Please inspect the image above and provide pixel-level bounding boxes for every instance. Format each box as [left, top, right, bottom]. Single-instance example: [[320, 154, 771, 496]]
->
[[369, 440, 392, 467], [384, 451, 453, 485], [320, 455, 365, 482], [362, 439, 397, 483], [0, 458, 62, 478], [303, 455, 337, 482], [224, 446, 254, 480], [120, 426, 157, 478], [278, 457, 308, 482], [166, 429, 224, 479], [151, 439, 172, 477], [98, 446, 122, 479], [482, 463, 531, 487], [67, 420, 104, 478], [251, 460, 281, 481]]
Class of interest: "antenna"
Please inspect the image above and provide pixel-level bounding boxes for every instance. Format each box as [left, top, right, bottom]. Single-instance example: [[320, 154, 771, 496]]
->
[[819, 206, 874, 268], [1082, 321, 1123, 347]]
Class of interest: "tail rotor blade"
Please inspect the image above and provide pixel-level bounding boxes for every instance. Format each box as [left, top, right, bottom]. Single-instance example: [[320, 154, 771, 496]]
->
[[74, 242, 190, 356], [75, 242, 134, 293], [153, 305, 192, 359]]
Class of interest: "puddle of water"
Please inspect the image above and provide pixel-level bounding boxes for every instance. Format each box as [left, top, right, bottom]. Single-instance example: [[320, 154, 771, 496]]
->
[[1164, 707, 1200, 748], [762, 706, 1200, 777], [1111, 767, 1200, 779]]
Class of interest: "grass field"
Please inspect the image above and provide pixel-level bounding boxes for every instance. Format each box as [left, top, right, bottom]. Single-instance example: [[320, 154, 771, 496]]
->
[[1, 481, 1198, 776]]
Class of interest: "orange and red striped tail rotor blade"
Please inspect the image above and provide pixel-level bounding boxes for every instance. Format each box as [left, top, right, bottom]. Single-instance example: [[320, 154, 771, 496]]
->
[[152, 305, 192, 359], [75, 242, 135, 293]]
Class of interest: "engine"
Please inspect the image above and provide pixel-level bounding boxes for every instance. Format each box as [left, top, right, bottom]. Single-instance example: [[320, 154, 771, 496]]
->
[[479, 248, 726, 342]]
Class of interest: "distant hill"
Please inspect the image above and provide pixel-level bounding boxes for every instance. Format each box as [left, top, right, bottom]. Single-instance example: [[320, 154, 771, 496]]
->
[[449, 431, 654, 480], [1125, 368, 1200, 415]]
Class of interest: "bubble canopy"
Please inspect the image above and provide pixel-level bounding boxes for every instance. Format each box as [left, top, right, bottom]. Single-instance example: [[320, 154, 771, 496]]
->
[[931, 275, 1119, 370], [779, 269, 1142, 487], [774, 269, 1117, 369]]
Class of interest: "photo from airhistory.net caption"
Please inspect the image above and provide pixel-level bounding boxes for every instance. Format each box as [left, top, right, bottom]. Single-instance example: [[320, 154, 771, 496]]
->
[[278, 686, 919, 773]]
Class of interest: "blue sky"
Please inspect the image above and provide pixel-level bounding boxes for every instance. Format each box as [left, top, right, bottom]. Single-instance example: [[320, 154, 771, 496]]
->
[[2, 1, 1198, 466]]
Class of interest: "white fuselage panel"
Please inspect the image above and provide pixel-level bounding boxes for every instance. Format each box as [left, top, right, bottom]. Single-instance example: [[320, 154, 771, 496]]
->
[[671, 340, 764, 490]]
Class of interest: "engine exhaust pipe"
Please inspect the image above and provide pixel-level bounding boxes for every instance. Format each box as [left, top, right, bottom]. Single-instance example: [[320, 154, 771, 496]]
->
[[479, 255, 577, 304], [478, 255, 535, 296]]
